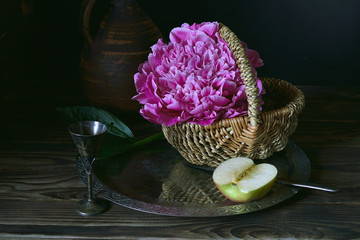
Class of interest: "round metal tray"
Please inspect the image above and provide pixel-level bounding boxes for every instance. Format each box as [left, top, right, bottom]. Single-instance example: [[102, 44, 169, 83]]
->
[[77, 140, 310, 217]]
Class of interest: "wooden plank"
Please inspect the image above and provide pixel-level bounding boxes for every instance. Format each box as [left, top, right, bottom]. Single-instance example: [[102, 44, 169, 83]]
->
[[0, 199, 359, 239], [1, 82, 360, 239]]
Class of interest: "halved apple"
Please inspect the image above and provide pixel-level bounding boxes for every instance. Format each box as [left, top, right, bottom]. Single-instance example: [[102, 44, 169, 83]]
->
[[212, 157, 278, 203]]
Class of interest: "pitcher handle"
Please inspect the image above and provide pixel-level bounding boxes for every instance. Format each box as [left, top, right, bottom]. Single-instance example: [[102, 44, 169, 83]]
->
[[80, 0, 96, 47]]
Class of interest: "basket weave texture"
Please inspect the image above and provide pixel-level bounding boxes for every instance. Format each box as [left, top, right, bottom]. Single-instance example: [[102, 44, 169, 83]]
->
[[162, 24, 305, 167]]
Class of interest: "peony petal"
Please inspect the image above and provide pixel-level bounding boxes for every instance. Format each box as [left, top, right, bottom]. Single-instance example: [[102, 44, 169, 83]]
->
[[170, 27, 193, 43], [148, 53, 162, 68], [139, 104, 160, 124], [132, 92, 151, 104], [157, 110, 178, 127], [209, 95, 230, 106], [190, 102, 210, 115], [198, 22, 219, 37], [167, 100, 182, 111], [256, 77, 265, 95], [246, 48, 264, 68]]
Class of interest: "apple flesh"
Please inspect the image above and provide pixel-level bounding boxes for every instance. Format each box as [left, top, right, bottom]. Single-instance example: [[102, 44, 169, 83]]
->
[[212, 157, 278, 203]]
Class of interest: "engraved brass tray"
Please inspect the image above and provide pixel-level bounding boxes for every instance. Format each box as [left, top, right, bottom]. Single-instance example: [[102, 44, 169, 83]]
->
[[77, 140, 310, 217]]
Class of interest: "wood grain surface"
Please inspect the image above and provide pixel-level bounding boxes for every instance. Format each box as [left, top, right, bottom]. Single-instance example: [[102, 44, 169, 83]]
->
[[0, 81, 359, 239]]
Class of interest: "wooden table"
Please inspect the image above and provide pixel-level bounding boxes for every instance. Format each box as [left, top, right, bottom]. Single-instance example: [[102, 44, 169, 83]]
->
[[1, 81, 359, 239]]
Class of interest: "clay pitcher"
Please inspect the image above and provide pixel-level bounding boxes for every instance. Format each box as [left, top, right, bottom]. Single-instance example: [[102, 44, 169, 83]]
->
[[79, 0, 162, 111]]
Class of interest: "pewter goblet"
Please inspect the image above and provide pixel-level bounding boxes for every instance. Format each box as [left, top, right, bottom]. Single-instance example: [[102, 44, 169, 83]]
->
[[68, 121, 109, 216]]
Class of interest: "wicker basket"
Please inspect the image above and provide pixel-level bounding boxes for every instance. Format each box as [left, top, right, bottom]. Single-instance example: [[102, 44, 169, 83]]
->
[[162, 24, 305, 167]]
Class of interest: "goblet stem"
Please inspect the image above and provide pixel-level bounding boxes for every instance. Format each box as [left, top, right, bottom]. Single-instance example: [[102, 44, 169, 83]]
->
[[85, 157, 97, 201], [76, 156, 109, 216], [82, 158, 95, 201], [87, 171, 93, 201]]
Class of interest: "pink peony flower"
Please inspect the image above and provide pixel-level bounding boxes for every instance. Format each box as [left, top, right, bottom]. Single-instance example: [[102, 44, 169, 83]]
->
[[132, 22, 265, 127]]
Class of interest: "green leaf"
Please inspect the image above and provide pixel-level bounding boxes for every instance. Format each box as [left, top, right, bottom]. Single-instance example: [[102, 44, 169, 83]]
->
[[128, 132, 164, 150], [57, 106, 135, 141]]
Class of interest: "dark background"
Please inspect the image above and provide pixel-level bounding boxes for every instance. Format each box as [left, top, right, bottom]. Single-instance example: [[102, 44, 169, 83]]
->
[[1, 0, 360, 101]]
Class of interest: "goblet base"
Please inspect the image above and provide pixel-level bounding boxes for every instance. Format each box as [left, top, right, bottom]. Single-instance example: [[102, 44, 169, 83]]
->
[[76, 198, 110, 216]]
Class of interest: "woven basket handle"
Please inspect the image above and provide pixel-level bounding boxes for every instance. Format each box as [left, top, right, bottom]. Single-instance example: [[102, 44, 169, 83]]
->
[[219, 23, 261, 127]]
